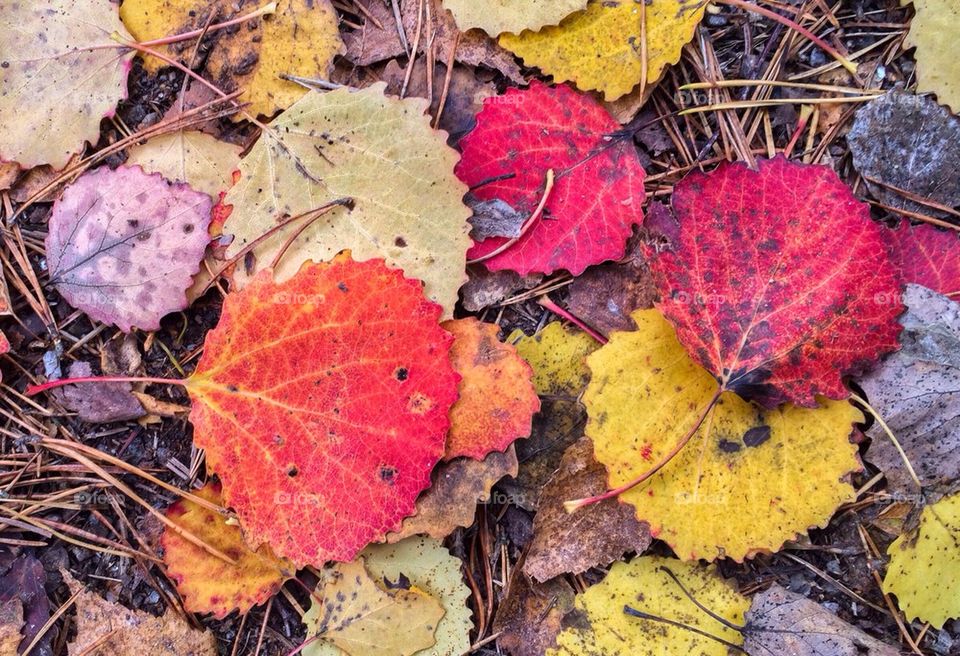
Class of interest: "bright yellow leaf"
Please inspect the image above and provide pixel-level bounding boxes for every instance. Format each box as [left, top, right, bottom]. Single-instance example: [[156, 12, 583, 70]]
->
[[161, 482, 294, 618], [902, 0, 960, 113], [222, 84, 472, 317], [584, 309, 862, 561], [306, 537, 472, 656], [884, 492, 960, 628], [126, 131, 241, 198], [547, 556, 749, 656], [499, 0, 706, 101], [120, 0, 342, 118], [442, 0, 587, 36], [508, 322, 599, 397]]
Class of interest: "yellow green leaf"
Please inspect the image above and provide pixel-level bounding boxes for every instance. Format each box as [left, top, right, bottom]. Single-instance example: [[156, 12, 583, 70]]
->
[[547, 556, 749, 656], [304, 559, 444, 656], [902, 0, 960, 112], [442, 0, 587, 36], [120, 0, 342, 118], [508, 322, 599, 397], [126, 131, 241, 198], [499, 0, 706, 101], [306, 537, 472, 656], [222, 84, 471, 316], [883, 491, 960, 628], [584, 309, 862, 561]]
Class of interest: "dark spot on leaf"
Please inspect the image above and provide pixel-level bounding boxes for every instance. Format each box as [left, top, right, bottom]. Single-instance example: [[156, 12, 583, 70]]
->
[[743, 425, 772, 447], [718, 438, 741, 453], [394, 367, 408, 381], [379, 465, 396, 484], [338, 282, 348, 292], [287, 466, 298, 477]]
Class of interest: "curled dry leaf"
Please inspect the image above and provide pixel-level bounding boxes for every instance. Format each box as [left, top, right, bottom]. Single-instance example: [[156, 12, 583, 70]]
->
[[457, 82, 646, 276], [184, 255, 459, 565], [64, 570, 217, 656], [883, 491, 960, 628], [848, 92, 960, 217], [743, 584, 898, 656], [499, 0, 707, 101], [585, 310, 862, 561], [525, 438, 651, 582], [46, 166, 213, 332], [645, 156, 902, 408], [120, 0, 343, 119], [303, 559, 444, 656], [306, 537, 473, 656], [387, 446, 518, 543], [0, 0, 134, 168], [888, 223, 960, 297], [861, 284, 960, 501], [222, 84, 471, 317], [548, 556, 749, 656], [161, 482, 294, 618], [443, 318, 540, 460], [125, 131, 243, 198], [442, 0, 587, 36]]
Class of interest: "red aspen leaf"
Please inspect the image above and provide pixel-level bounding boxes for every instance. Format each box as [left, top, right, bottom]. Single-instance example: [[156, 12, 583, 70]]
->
[[888, 221, 960, 297], [184, 254, 459, 566], [45, 166, 212, 332], [645, 156, 902, 407], [456, 82, 646, 276], [160, 482, 294, 618], [443, 318, 540, 460]]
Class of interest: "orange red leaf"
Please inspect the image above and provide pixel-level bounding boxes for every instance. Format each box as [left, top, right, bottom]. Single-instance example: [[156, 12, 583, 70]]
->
[[185, 254, 459, 565]]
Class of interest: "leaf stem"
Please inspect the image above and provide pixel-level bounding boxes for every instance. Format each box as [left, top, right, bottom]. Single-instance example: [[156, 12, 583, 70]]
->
[[138, 2, 278, 48], [564, 387, 723, 513], [26, 376, 187, 396], [849, 391, 923, 491], [537, 296, 608, 345], [715, 0, 858, 75]]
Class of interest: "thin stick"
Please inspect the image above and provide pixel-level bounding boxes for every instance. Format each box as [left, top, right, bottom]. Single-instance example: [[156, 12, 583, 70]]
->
[[623, 606, 748, 652], [565, 387, 723, 512], [467, 169, 555, 264], [849, 392, 922, 490], [679, 95, 880, 114], [139, 2, 277, 47]]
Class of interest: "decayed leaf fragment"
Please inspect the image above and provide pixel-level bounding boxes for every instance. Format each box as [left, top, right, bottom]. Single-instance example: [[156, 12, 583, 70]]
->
[[64, 570, 217, 655], [0, 0, 134, 169], [222, 84, 471, 316], [585, 310, 862, 561], [185, 255, 459, 565], [901, 0, 960, 112], [304, 559, 444, 656], [46, 166, 213, 332], [126, 131, 243, 198], [548, 556, 749, 656], [744, 584, 898, 656], [306, 537, 472, 656], [493, 574, 575, 656], [499, 0, 707, 101], [120, 0, 343, 118], [442, 0, 587, 36], [456, 82, 645, 276], [883, 491, 960, 628], [860, 285, 960, 500], [524, 438, 651, 581], [443, 318, 540, 460], [645, 156, 902, 407], [386, 447, 518, 542], [161, 482, 293, 618]]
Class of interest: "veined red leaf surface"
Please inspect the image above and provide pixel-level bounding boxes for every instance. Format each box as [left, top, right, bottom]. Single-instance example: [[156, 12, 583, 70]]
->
[[645, 156, 902, 407], [889, 221, 960, 297], [456, 82, 645, 275], [184, 254, 459, 566]]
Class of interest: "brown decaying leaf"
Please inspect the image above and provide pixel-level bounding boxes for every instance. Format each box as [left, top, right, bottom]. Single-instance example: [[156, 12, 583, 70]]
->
[[564, 234, 657, 336], [63, 570, 217, 656], [387, 446, 518, 542], [493, 574, 575, 656], [500, 399, 586, 511], [0, 554, 50, 656], [339, 0, 524, 82], [459, 268, 543, 313], [860, 284, 960, 501], [744, 585, 898, 656], [524, 438, 651, 582], [0, 599, 22, 656]]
